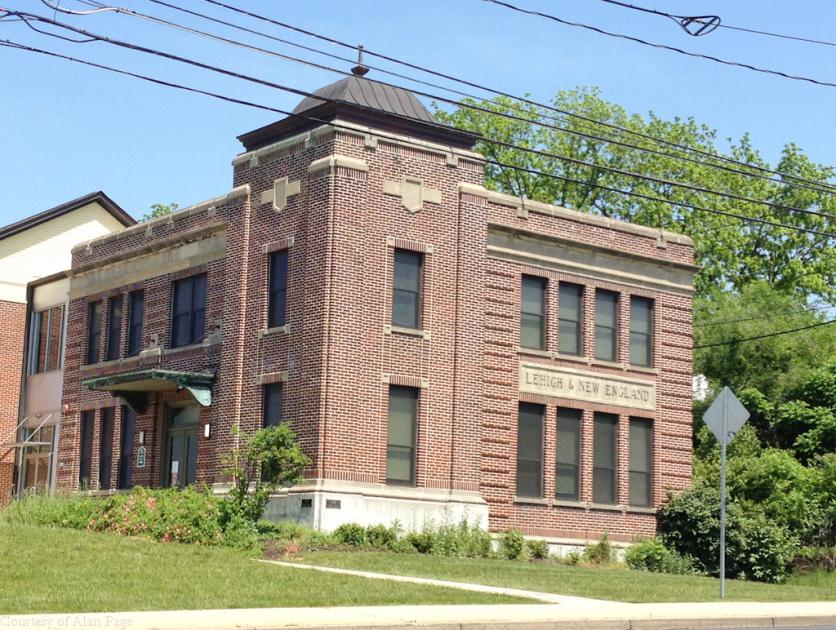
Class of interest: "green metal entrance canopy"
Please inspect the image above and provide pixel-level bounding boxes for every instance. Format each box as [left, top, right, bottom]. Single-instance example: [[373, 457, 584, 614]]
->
[[82, 369, 214, 414]]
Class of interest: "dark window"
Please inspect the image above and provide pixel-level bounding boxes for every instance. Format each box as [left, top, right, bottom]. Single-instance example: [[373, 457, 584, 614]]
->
[[521, 276, 547, 350], [595, 290, 619, 362], [99, 407, 115, 491], [85, 301, 103, 365], [127, 290, 144, 357], [630, 297, 654, 367], [556, 408, 582, 501], [171, 274, 207, 348], [117, 406, 136, 490], [392, 250, 422, 329], [558, 283, 583, 356], [629, 418, 653, 507], [593, 413, 618, 504], [263, 383, 284, 428], [516, 403, 544, 497], [106, 295, 123, 361], [30, 306, 65, 374], [79, 411, 94, 489], [268, 250, 289, 328], [386, 386, 418, 485]]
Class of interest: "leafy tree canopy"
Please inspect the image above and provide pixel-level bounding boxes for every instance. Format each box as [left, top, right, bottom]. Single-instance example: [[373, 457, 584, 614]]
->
[[435, 87, 836, 300], [142, 202, 179, 222]]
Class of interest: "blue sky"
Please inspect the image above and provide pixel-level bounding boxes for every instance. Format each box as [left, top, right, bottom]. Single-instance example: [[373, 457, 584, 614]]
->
[[1, 0, 834, 224]]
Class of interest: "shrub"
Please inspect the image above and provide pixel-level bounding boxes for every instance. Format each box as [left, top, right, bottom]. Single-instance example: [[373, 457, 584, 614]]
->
[[565, 549, 582, 566], [405, 531, 433, 554], [222, 513, 260, 554], [659, 485, 799, 583], [500, 529, 526, 560], [526, 538, 549, 560], [626, 537, 695, 575], [791, 546, 836, 573], [366, 524, 396, 549], [583, 532, 614, 565], [333, 522, 365, 546]]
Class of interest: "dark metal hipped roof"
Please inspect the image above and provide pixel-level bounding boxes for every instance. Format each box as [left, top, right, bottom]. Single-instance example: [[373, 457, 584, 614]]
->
[[83, 369, 214, 414], [292, 76, 438, 124]]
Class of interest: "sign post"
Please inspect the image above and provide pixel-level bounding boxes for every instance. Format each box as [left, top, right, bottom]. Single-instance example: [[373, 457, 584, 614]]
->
[[702, 386, 749, 599]]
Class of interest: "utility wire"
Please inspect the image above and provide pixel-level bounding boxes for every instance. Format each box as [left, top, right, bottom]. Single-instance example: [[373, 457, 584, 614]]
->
[[696, 303, 836, 328], [480, 0, 836, 90], [198, 0, 836, 197], [88, 0, 836, 200], [596, 0, 836, 48], [0, 34, 831, 241], [11, 8, 835, 225], [694, 318, 836, 349]]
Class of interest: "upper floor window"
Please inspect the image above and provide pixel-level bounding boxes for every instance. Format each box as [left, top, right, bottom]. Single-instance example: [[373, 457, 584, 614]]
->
[[386, 386, 418, 485], [392, 249, 422, 329], [268, 250, 289, 329], [555, 407, 582, 501], [516, 402, 544, 497], [127, 290, 144, 357], [28, 305, 65, 374], [558, 283, 583, 356], [630, 297, 654, 367], [85, 301, 103, 365], [594, 290, 619, 362], [520, 276, 547, 350], [171, 274, 206, 348], [263, 383, 284, 428], [106, 295, 123, 361]]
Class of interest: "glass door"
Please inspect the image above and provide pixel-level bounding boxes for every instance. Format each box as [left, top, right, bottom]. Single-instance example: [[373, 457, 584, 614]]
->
[[164, 406, 199, 488]]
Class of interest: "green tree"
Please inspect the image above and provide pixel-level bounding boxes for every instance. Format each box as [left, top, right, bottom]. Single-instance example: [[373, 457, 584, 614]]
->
[[435, 87, 836, 301], [224, 424, 310, 523], [142, 202, 179, 222]]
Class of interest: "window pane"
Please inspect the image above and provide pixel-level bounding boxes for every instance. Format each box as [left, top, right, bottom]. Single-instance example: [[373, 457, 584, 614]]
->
[[629, 418, 653, 507], [79, 411, 94, 488], [595, 328, 616, 361], [556, 464, 579, 498], [559, 319, 580, 355], [174, 278, 192, 315], [387, 387, 417, 484], [595, 291, 618, 362], [521, 276, 546, 349], [521, 277, 546, 314], [107, 295, 123, 361], [516, 403, 543, 497], [593, 413, 618, 504], [392, 289, 420, 329], [520, 314, 545, 350], [269, 251, 289, 328], [263, 383, 283, 428], [559, 284, 582, 321], [630, 297, 653, 366], [86, 301, 102, 364], [118, 407, 136, 490], [127, 291, 144, 356], [394, 250, 422, 292], [596, 291, 618, 327]]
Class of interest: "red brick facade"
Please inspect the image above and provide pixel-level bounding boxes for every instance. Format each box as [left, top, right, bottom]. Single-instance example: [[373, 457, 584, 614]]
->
[[55, 83, 694, 542], [0, 299, 27, 505]]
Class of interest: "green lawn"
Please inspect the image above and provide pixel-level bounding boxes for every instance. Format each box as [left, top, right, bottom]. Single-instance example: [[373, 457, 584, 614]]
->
[[0, 525, 524, 614], [295, 550, 836, 603]]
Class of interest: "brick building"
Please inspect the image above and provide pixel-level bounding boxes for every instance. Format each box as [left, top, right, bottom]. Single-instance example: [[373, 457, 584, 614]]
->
[[0, 193, 134, 504], [55, 74, 695, 545]]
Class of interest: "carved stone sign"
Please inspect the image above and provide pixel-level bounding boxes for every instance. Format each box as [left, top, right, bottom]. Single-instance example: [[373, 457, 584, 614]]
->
[[519, 362, 656, 411]]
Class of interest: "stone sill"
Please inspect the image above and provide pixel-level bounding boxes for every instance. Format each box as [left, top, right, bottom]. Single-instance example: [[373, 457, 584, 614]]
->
[[513, 496, 549, 506], [627, 365, 660, 375], [553, 352, 589, 365], [80, 354, 144, 372], [388, 325, 431, 340], [589, 502, 624, 512], [518, 347, 551, 359], [553, 499, 586, 509], [626, 506, 657, 515], [259, 324, 289, 338]]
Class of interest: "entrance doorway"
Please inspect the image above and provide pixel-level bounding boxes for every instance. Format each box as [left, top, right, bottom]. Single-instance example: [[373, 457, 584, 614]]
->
[[163, 405, 199, 488]]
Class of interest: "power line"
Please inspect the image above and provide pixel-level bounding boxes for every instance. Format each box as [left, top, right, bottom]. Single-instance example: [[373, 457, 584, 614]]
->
[[11, 8, 835, 225], [0, 35, 831, 241], [596, 0, 836, 48], [480, 0, 836, 90], [696, 303, 836, 328], [121, 0, 836, 198], [694, 318, 836, 349], [198, 0, 836, 197]]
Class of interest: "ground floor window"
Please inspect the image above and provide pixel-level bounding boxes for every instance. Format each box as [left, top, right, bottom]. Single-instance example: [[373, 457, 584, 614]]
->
[[516, 402, 544, 497], [386, 386, 418, 485], [593, 412, 618, 504], [117, 406, 136, 490], [555, 408, 582, 500], [163, 405, 199, 488], [79, 411, 94, 489], [629, 417, 653, 507], [99, 407, 115, 490]]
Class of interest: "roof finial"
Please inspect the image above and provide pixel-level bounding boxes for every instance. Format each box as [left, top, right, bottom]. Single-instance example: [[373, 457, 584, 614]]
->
[[351, 45, 369, 77]]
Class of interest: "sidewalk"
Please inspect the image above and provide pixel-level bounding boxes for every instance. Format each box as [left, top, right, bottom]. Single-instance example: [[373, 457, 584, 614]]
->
[[3, 601, 835, 630]]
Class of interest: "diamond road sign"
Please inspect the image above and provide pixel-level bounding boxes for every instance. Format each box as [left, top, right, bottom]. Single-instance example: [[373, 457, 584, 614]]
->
[[703, 386, 749, 445]]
